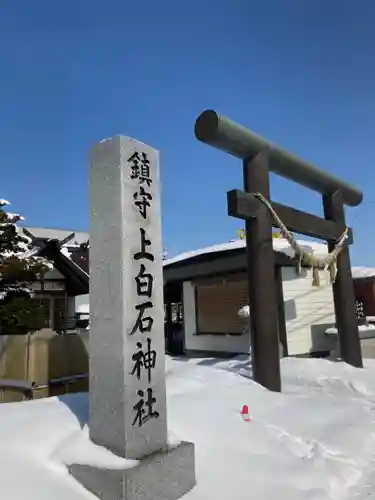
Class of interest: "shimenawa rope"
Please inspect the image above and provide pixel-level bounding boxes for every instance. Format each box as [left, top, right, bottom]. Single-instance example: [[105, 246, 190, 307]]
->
[[252, 192, 349, 287]]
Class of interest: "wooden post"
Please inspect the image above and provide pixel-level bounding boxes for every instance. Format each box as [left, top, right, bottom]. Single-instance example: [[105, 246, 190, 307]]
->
[[243, 152, 281, 392], [323, 190, 362, 367]]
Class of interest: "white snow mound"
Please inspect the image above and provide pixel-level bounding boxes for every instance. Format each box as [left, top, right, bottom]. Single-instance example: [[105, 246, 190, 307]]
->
[[2, 357, 375, 499]]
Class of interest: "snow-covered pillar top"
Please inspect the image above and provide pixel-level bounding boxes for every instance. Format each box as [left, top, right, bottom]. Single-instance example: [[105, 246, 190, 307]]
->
[[89, 136, 167, 460], [238, 305, 250, 318]]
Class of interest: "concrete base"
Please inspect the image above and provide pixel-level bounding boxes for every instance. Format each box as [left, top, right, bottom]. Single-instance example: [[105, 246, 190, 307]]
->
[[69, 441, 196, 500], [361, 338, 375, 359]]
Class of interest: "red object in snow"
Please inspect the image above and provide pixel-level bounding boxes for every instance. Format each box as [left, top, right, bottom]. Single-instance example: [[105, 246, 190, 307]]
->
[[241, 404, 251, 421]]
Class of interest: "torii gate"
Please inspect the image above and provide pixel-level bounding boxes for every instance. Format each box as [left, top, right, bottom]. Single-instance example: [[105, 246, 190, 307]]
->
[[194, 110, 363, 392]]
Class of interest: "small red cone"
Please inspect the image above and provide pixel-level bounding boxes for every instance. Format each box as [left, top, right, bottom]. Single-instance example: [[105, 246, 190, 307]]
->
[[241, 404, 251, 422]]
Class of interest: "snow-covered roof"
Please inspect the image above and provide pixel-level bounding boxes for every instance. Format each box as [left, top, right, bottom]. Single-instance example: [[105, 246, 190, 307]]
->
[[22, 226, 89, 246], [352, 267, 375, 279], [32, 228, 375, 281], [163, 238, 329, 267], [164, 238, 375, 279]]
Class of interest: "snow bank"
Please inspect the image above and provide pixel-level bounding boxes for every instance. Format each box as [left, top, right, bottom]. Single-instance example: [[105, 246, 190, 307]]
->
[[326, 323, 375, 339], [76, 303, 89, 315], [3, 357, 375, 499]]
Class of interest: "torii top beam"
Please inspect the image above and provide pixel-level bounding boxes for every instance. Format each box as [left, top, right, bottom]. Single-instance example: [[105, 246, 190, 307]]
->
[[194, 110, 363, 207]]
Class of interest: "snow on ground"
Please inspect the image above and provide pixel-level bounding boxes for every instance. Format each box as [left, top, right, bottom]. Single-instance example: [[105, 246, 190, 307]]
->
[[3, 357, 375, 499]]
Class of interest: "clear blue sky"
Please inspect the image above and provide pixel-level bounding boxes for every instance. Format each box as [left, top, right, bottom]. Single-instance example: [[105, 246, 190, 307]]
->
[[1, 1, 375, 265]]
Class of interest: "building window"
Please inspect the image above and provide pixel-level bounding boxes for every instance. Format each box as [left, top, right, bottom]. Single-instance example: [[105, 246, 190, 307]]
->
[[53, 297, 66, 332], [32, 295, 69, 332], [195, 274, 248, 335], [32, 297, 51, 328], [171, 303, 183, 324], [164, 302, 183, 325]]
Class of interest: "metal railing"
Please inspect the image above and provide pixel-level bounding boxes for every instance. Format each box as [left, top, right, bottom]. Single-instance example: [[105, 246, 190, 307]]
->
[[32, 373, 88, 395], [0, 379, 34, 401], [0, 373, 89, 402], [53, 316, 89, 334]]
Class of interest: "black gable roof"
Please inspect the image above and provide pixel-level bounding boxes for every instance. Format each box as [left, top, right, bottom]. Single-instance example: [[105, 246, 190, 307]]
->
[[69, 245, 89, 274], [35, 240, 89, 295]]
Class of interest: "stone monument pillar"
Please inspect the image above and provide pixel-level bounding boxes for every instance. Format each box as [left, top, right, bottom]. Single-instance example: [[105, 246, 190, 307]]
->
[[69, 136, 196, 500]]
